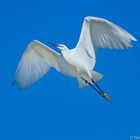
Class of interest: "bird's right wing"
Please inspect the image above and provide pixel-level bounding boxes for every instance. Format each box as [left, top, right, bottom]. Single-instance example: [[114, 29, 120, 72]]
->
[[13, 40, 62, 89]]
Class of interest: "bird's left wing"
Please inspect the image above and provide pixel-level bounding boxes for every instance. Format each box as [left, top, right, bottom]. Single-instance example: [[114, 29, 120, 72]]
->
[[13, 40, 62, 89], [75, 16, 137, 69]]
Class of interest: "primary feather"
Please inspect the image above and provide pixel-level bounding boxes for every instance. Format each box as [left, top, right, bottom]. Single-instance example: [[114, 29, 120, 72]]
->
[[75, 16, 137, 69], [13, 40, 61, 89]]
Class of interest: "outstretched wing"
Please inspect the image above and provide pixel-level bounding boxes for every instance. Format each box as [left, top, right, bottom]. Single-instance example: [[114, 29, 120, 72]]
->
[[75, 16, 137, 69], [13, 40, 62, 89]]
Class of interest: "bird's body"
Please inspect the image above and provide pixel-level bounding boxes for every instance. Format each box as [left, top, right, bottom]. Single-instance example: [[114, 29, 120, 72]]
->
[[60, 47, 97, 85], [13, 16, 137, 102]]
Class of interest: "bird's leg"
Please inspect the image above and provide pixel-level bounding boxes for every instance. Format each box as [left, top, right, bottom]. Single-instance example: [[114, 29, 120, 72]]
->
[[80, 77, 102, 96], [81, 77, 111, 102], [91, 79, 104, 93], [91, 79, 112, 102]]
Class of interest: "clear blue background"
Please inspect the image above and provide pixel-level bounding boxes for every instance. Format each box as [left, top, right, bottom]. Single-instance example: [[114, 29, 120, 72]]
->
[[0, 0, 139, 139]]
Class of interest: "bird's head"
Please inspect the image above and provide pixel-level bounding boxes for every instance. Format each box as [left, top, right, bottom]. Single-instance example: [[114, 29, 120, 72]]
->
[[48, 42, 68, 52], [56, 44, 68, 52]]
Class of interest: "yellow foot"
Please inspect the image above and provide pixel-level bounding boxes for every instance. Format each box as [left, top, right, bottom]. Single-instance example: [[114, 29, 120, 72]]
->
[[101, 93, 112, 103]]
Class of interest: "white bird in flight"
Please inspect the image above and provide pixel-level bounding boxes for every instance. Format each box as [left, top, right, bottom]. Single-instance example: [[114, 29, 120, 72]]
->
[[13, 16, 137, 102]]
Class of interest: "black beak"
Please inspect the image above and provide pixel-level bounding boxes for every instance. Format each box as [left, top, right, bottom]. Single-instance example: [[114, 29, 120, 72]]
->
[[47, 41, 58, 48]]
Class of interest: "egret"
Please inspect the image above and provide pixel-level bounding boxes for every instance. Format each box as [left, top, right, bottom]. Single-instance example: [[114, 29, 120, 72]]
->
[[13, 16, 137, 102]]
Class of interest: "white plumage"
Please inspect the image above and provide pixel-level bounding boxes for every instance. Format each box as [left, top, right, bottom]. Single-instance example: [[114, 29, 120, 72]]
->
[[13, 16, 137, 101]]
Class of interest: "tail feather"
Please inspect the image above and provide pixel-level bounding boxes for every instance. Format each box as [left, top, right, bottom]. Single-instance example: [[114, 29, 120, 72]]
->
[[91, 71, 103, 82], [77, 71, 103, 88], [77, 78, 88, 88]]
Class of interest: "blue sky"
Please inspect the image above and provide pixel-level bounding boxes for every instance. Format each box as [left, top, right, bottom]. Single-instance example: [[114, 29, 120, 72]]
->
[[0, 0, 139, 139]]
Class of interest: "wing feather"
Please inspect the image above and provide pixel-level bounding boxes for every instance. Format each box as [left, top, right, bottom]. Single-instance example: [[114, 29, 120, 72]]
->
[[13, 40, 62, 89], [75, 16, 137, 69]]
